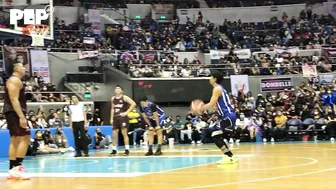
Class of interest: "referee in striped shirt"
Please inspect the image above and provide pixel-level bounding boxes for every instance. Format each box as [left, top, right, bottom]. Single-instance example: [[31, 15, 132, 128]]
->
[[69, 96, 88, 157]]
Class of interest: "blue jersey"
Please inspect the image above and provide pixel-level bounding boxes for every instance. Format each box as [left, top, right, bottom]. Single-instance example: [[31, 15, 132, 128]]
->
[[216, 85, 236, 120], [140, 101, 166, 121]]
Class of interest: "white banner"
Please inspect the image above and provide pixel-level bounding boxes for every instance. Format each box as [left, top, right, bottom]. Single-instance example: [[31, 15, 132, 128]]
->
[[88, 9, 101, 35], [230, 75, 249, 96], [210, 49, 251, 60], [78, 50, 99, 59], [274, 47, 299, 56], [30, 50, 50, 83]]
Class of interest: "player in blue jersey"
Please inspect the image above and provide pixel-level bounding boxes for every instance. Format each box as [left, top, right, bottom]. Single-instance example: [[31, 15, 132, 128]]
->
[[139, 96, 166, 156], [196, 70, 237, 164]]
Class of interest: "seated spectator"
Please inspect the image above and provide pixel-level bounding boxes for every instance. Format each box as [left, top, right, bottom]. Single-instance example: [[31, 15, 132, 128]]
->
[[273, 110, 287, 141], [48, 112, 64, 128], [162, 117, 174, 143], [235, 112, 250, 143], [58, 105, 69, 126], [54, 127, 70, 149], [28, 115, 45, 129], [128, 109, 143, 145], [94, 128, 111, 149], [32, 130, 62, 154], [325, 107, 336, 141], [247, 113, 263, 141]]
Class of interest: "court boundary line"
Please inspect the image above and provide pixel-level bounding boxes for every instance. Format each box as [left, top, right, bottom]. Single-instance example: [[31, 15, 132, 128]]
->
[[0, 172, 148, 178], [157, 156, 318, 173], [180, 166, 336, 189]]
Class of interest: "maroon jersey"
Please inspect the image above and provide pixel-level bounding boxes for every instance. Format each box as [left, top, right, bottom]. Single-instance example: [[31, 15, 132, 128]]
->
[[112, 95, 128, 117], [3, 76, 27, 114]]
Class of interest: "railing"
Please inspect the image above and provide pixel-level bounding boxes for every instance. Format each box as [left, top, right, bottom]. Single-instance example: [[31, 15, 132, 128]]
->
[[0, 91, 81, 102]]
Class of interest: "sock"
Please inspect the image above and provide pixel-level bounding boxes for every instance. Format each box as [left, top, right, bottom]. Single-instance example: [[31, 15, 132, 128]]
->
[[112, 146, 117, 151], [9, 160, 16, 170], [157, 144, 161, 151], [125, 145, 129, 150], [16, 158, 24, 166], [149, 145, 153, 151], [222, 148, 233, 157]]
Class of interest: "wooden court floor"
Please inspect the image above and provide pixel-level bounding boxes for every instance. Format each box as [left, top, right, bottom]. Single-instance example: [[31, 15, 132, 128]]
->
[[1, 142, 336, 189]]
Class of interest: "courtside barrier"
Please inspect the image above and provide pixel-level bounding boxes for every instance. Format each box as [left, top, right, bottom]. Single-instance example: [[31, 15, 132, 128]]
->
[[0, 126, 113, 157]]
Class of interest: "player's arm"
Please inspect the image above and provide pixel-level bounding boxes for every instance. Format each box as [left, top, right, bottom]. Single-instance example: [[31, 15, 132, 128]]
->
[[199, 86, 222, 112], [150, 104, 160, 128], [123, 95, 137, 114], [110, 97, 115, 124], [139, 106, 151, 127], [7, 78, 25, 119]]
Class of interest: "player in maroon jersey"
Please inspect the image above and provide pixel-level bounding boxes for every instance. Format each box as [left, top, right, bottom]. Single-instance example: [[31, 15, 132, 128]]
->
[[110, 85, 136, 156]]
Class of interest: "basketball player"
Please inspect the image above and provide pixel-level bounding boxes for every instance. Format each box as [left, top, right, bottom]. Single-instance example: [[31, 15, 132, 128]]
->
[[139, 96, 165, 156], [110, 85, 136, 156], [4, 62, 30, 179], [195, 70, 237, 164]]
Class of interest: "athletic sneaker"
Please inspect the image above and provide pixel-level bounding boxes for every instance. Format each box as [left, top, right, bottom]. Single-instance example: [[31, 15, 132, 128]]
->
[[154, 150, 162, 156], [110, 150, 117, 156], [7, 166, 30, 180], [216, 156, 238, 164], [123, 150, 130, 156], [145, 150, 153, 156]]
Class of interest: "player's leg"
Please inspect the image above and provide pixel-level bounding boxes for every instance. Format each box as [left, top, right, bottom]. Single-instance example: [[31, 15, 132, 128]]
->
[[8, 136, 19, 179], [154, 126, 163, 156], [110, 126, 119, 156], [145, 126, 155, 156], [213, 118, 237, 164], [72, 122, 81, 157], [120, 126, 130, 156], [7, 112, 31, 179], [78, 121, 89, 156]]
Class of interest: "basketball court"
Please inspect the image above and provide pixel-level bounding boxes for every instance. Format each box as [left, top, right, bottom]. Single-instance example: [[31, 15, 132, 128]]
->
[[0, 142, 335, 189]]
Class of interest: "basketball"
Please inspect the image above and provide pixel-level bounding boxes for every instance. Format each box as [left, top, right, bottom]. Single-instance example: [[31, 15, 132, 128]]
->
[[190, 99, 204, 113]]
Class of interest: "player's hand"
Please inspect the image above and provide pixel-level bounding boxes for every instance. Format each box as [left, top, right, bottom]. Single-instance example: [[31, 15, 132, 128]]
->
[[120, 112, 128, 117], [19, 118, 28, 129], [110, 119, 113, 125]]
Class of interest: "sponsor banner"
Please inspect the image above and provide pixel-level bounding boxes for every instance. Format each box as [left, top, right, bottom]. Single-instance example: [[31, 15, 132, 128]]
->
[[78, 50, 99, 59], [30, 50, 50, 83], [210, 49, 251, 60], [302, 65, 317, 77], [260, 78, 293, 92], [132, 78, 231, 103], [230, 75, 249, 96], [118, 51, 137, 61], [138, 50, 158, 62], [88, 9, 101, 35], [3, 46, 30, 74]]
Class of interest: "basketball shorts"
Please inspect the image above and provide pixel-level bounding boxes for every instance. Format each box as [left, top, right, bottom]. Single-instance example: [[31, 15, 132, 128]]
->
[[113, 116, 129, 130], [212, 114, 236, 137], [5, 111, 30, 137], [149, 117, 166, 129]]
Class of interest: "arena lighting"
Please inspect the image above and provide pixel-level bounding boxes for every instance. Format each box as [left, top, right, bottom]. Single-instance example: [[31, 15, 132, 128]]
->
[[135, 15, 141, 19], [160, 15, 166, 19]]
